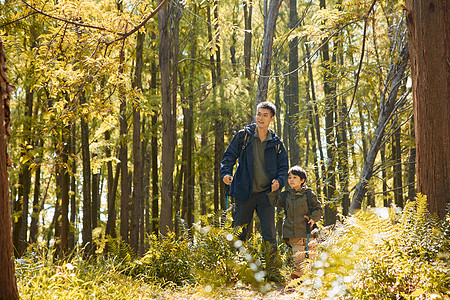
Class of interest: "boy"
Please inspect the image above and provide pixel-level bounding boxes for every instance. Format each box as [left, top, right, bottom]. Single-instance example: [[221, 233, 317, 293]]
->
[[268, 165, 322, 279]]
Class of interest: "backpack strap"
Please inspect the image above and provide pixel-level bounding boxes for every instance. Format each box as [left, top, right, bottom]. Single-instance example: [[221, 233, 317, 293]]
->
[[239, 131, 249, 158], [306, 189, 313, 214]]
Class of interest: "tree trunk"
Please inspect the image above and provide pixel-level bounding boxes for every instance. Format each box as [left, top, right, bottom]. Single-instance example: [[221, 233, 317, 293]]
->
[[104, 129, 116, 240], [350, 44, 409, 212], [244, 0, 253, 81], [407, 120, 416, 202], [13, 89, 33, 257], [80, 92, 93, 257], [130, 31, 145, 254], [150, 55, 159, 235], [381, 144, 390, 207], [159, 0, 175, 236], [29, 139, 42, 244], [287, 0, 300, 166], [69, 124, 77, 251], [337, 96, 350, 216], [320, 0, 337, 226], [406, 0, 449, 219], [0, 37, 19, 300], [181, 70, 194, 229], [59, 126, 70, 258], [119, 46, 129, 243], [254, 0, 283, 108], [392, 119, 403, 208]]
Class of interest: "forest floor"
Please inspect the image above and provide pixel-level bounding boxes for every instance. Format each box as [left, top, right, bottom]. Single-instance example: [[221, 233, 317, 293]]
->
[[155, 282, 303, 299]]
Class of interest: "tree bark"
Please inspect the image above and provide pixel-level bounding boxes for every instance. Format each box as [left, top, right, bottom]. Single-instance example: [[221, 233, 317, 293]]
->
[[244, 0, 253, 81], [13, 89, 33, 257], [69, 124, 77, 251], [150, 52, 159, 235], [392, 119, 403, 208], [130, 31, 145, 254], [406, 0, 449, 219], [0, 36, 19, 300], [159, 0, 175, 236], [80, 92, 93, 257], [287, 0, 300, 166], [119, 45, 129, 243], [59, 125, 70, 258], [407, 120, 416, 202]]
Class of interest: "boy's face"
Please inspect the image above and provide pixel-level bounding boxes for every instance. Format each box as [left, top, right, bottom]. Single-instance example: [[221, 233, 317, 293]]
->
[[255, 107, 275, 130], [288, 173, 305, 191]]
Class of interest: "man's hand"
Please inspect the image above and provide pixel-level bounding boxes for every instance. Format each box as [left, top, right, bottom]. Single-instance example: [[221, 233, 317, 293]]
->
[[223, 175, 233, 185], [271, 179, 280, 192]]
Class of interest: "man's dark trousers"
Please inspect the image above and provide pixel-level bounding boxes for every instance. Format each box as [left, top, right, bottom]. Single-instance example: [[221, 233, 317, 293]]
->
[[233, 191, 277, 251]]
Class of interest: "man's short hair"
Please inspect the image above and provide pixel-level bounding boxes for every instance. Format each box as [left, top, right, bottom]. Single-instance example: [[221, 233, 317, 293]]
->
[[257, 101, 277, 117]]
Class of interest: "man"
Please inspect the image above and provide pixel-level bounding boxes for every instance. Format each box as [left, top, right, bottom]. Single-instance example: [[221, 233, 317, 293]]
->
[[221, 101, 288, 255]]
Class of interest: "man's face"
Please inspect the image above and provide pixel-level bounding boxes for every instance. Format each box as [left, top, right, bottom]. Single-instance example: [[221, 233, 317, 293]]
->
[[255, 107, 275, 130]]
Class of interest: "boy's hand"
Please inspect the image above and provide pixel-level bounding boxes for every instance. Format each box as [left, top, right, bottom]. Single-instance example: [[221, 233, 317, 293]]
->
[[304, 215, 315, 227], [271, 179, 280, 191], [223, 175, 233, 185]]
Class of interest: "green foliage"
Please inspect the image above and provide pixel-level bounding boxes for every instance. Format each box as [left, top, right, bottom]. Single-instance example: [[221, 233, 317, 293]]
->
[[295, 195, 450, 299], [128, 233, 194, 286], [126, 225, 266, 289]]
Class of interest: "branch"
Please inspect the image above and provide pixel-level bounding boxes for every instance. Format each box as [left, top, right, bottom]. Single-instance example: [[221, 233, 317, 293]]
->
[[20, 0, 116, 34], [0, 12, 38, 28]]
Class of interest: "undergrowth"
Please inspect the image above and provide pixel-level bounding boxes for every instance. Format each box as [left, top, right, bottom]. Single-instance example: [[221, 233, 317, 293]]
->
[[295, 194, 450, 299], [16, 194, 450, 299]]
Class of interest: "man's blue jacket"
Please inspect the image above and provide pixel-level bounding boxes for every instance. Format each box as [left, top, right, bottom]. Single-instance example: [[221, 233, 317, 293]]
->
[[220, 123, 289, 200]]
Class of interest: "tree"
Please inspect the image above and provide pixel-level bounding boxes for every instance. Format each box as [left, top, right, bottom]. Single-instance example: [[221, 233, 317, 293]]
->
[[0, 36, 19, 300], [406, 0, 449, 219], [158, 0, 175, 236], [254, 0, 283, 108]]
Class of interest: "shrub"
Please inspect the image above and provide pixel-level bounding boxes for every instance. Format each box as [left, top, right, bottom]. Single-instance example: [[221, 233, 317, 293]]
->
[[296, 194, 450, 299]]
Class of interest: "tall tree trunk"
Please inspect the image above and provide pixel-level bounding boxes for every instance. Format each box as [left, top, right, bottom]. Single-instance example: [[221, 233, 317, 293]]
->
[[130, 31, 145, 254], [243, 0, 253, 81], [92, 161, 100, 232], [320, 0, 337, 226], [29, 139, 42, 244], [119, 44, 129, 243], [150, 57, 159, 235], [181, 70, 194, 228], [337, 96, 350, 216], [407, 120, 416, 202], [13, 89, 33, 257], [254, 0, 283, 108], [381, 144, 390, 207], [0, 37, 19, 299], [406, 0, 449, 219], [305, 41, 326, 200], [80, 92, 93, 257], [69, 124, 77, 251], [392, 119, 403, 208], [287, 0, 300, 166], [59, 125, 70, 258], [159, 0, 175, 236], [104, 129, 116, 240]]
